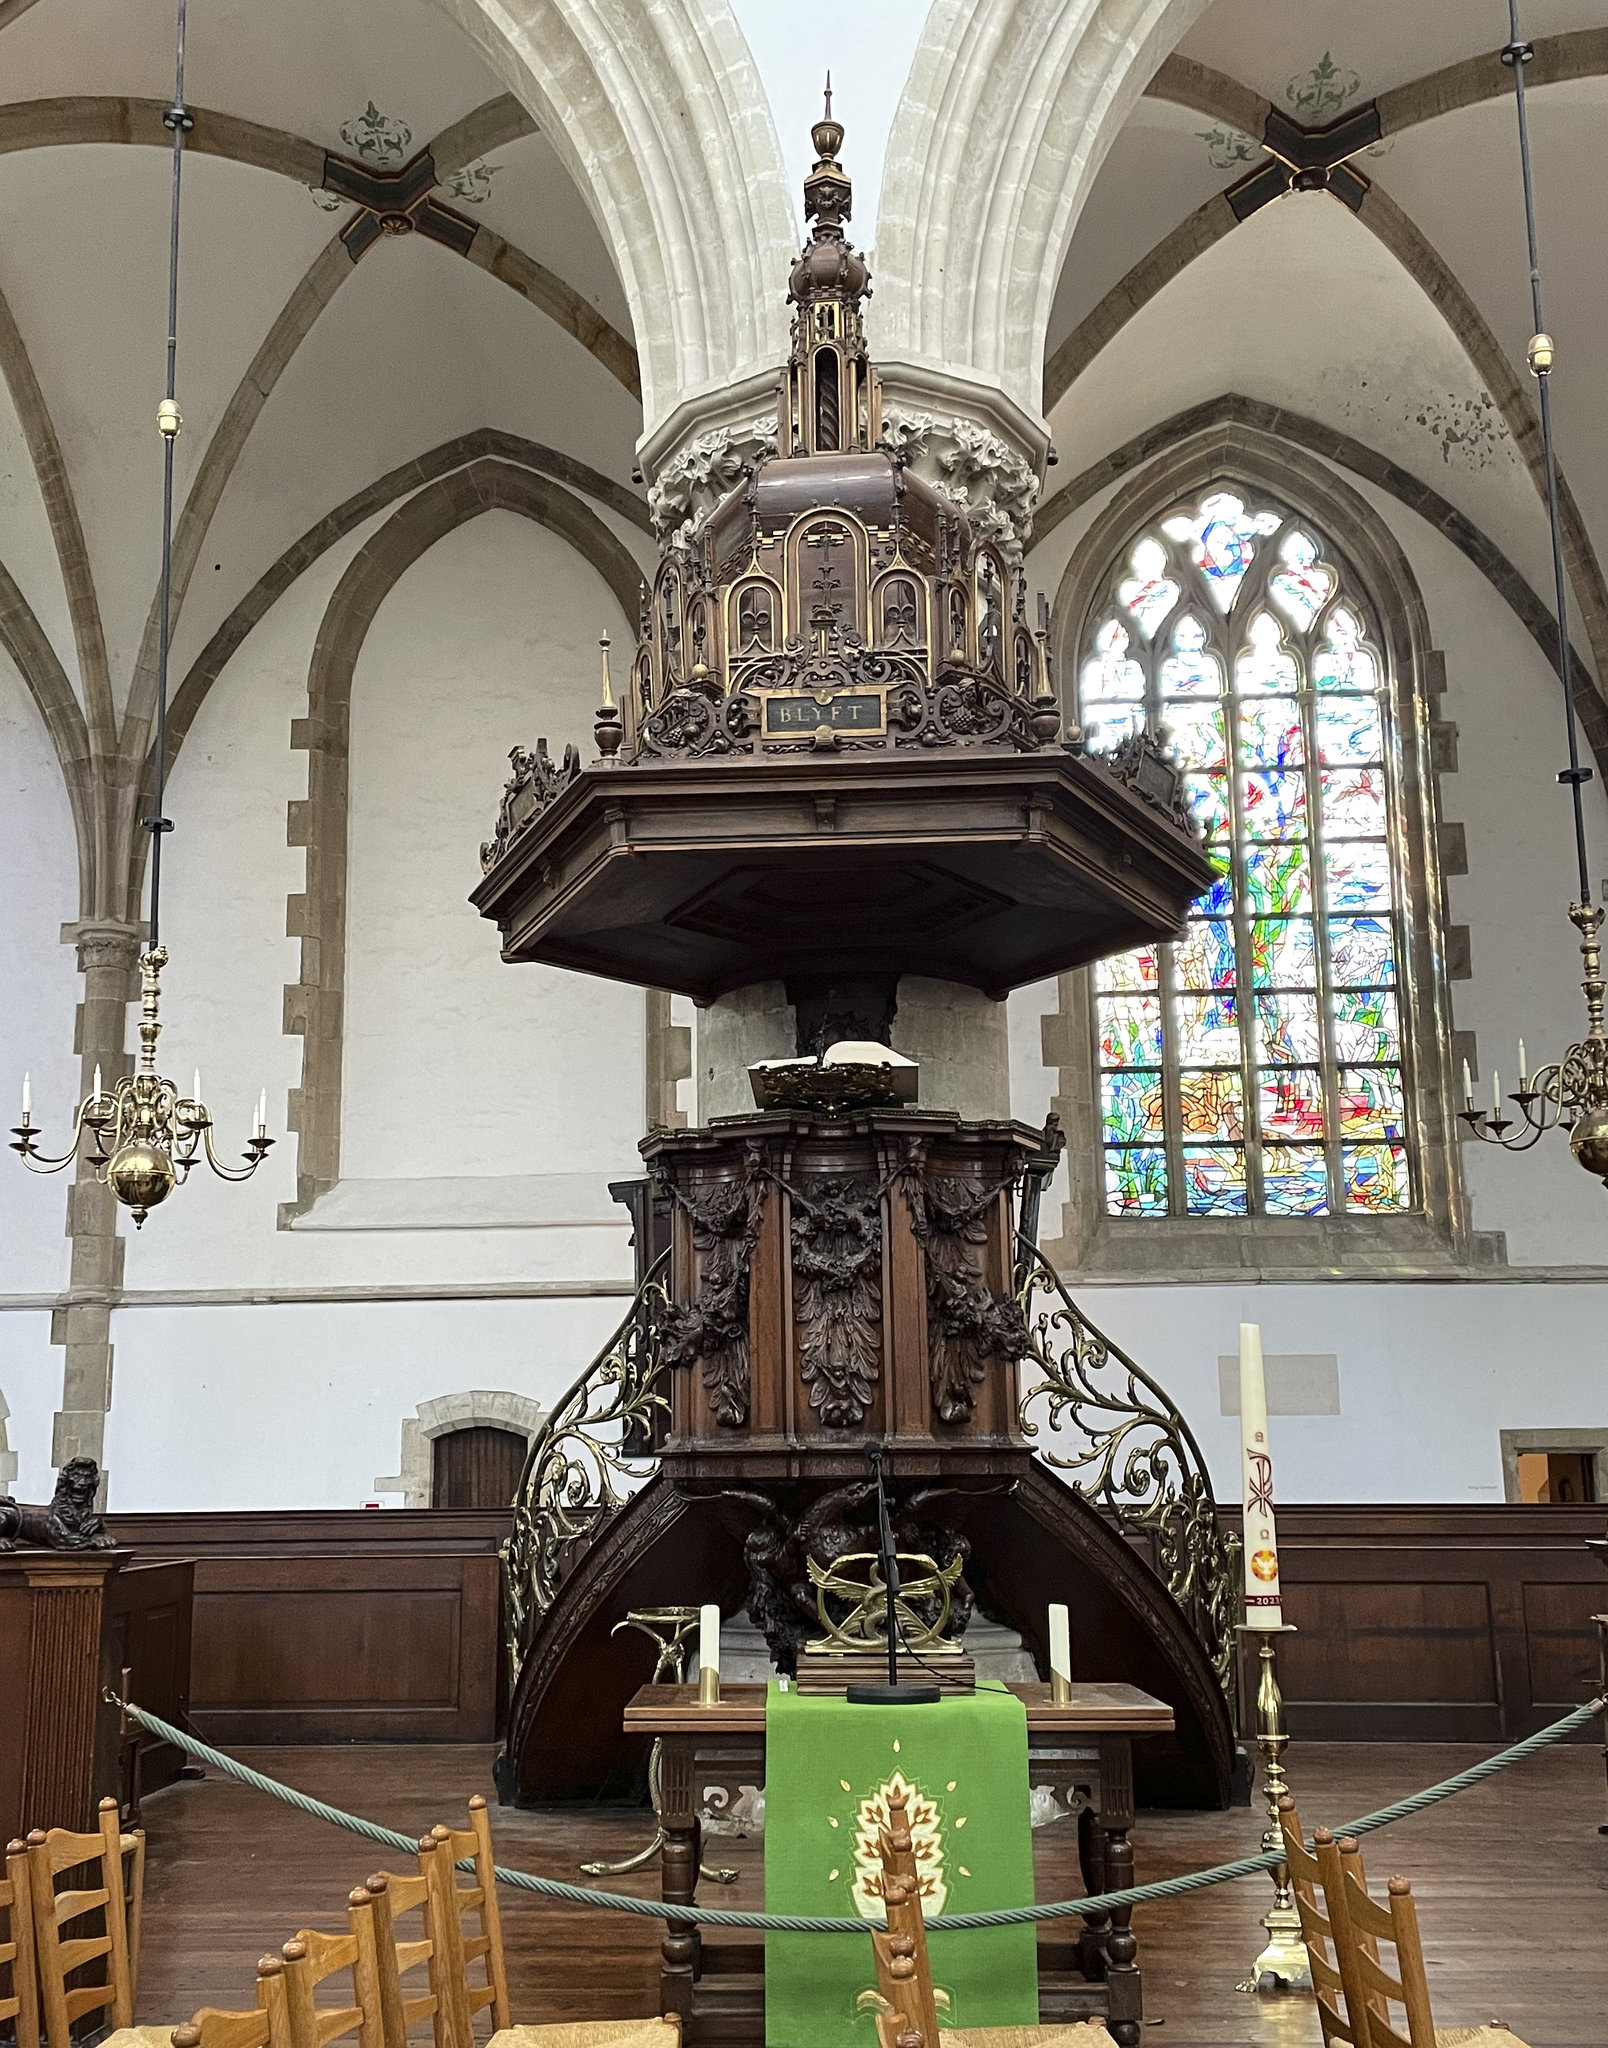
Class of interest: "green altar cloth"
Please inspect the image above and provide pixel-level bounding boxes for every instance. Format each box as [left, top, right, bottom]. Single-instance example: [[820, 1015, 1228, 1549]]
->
[[764, 1682, 1039, 2047]]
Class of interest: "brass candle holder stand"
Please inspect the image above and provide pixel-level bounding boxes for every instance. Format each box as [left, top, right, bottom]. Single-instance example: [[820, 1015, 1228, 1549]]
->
[[1235, 1623, 1310, 1993], [698, 1663, 721, 1706], [579, 1608, 736, 1884]]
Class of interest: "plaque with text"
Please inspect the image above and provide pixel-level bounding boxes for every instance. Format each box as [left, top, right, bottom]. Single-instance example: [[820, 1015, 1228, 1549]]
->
[[759, 688, 888, 738]]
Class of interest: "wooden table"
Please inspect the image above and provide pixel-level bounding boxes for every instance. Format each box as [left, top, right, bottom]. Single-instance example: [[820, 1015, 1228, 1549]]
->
[[623, 1680, 1175, 2048]]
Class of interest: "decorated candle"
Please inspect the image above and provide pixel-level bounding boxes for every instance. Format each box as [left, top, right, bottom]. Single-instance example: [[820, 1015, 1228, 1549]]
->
[[1238, 1322, 1283, 1628], [1047, 1603, 1071, 1688], [699, 1602, 721, 1680]]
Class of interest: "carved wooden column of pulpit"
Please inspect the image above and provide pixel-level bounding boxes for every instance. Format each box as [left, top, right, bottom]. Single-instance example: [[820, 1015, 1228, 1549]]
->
[[0, 1546, 131, 1842]]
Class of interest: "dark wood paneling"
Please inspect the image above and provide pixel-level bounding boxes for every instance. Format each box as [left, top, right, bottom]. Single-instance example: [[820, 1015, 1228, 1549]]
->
[[0, 1550, 129, 1841], [1280, 1582, 1496, 1703], [1219, 1503, 1607, 1743], [101, 1558, 195, 1803], [432, 1427, 527, 1510], [105, 1511, 508, 1744], [1522, 1579, 1604, 1704], [90, 1504, 1604, 1753]]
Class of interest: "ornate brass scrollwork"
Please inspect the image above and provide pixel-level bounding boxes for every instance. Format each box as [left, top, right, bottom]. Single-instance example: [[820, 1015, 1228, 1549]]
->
[[1016, 1238, 1239, 1702], [501, 1252, 672, 1682]]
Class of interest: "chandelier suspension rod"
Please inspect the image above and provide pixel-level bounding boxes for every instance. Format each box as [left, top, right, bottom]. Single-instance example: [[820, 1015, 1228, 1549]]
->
[[147, 0, 193, 951], [1504, 0, 1592, 907]]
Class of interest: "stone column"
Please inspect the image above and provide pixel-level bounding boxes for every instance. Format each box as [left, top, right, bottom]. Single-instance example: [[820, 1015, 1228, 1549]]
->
[[51, 920, 139, 1495], [696, 977, 1009, 1122]]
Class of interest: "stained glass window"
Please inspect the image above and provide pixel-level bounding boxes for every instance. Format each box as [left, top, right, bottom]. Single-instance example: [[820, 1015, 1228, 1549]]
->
[[1081, 490, 1412, 1221]]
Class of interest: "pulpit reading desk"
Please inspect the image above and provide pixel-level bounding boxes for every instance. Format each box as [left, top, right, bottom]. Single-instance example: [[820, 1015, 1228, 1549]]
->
[[623, 1679, 1175, 2048]]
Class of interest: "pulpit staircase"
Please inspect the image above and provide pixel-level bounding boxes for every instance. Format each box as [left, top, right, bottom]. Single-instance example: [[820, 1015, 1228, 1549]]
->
[[496, 1231, 1240, 1811]]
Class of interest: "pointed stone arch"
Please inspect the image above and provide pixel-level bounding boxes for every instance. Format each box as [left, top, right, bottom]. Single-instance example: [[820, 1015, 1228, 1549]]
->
[[280, 455, 644, 1222]]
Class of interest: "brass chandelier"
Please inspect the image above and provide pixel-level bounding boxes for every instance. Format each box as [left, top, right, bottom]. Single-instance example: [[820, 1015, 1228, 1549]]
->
[[10, 0, 272, 1225], [1461, 0, 1608, 1187]]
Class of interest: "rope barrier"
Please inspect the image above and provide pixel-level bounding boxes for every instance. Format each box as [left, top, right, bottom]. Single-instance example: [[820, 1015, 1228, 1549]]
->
[[115, 1693, 1603, 1935]]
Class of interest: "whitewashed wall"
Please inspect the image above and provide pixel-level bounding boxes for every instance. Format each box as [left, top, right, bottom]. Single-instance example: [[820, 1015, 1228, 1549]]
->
[[1, 496, 651, 1509], [0, 655, 80, 1300]]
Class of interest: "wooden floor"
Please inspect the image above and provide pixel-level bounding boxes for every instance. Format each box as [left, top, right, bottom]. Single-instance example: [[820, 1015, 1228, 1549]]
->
[[129, 1740, 1608, 2048]]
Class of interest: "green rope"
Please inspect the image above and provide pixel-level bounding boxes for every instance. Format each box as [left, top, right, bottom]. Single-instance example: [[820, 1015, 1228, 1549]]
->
[[117, 1693, 1603, 1935]]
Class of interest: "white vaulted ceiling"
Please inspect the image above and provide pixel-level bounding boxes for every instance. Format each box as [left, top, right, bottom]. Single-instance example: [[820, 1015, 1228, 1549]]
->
[[0, 0, 645, 833]]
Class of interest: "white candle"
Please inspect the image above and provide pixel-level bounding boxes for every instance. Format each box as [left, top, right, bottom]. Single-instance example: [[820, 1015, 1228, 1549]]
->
[[93, 1064, 102, 1100], [21, 1071, 29, 1118], [192, 1069, 202, 1106], [1461, 1058, 1473, 1108], [1519, 1039, 1528, 1088], [1047, 1603, 1071, 1686], [699, 1603, 721, 1680], [256, 1088, 268, 1137], [1492, 1069, 1501, 1116], [1239, 1323, 1283, 1629]]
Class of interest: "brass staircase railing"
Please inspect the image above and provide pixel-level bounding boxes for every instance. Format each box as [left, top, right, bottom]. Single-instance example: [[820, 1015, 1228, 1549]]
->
[[501, 1250, 672, 1684], [1016, 1237, 1240, 1703], [500, 1236, 1238, 1710]]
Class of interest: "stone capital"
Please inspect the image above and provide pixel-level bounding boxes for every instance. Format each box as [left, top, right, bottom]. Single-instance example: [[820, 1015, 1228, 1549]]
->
[[636, 367, 784, 544], [60, 919, 143, 976], [874, 360, 1050, 561]]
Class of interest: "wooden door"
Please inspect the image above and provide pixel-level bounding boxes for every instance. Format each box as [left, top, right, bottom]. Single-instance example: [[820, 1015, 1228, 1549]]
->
[[431, 1427, 528, 1510]]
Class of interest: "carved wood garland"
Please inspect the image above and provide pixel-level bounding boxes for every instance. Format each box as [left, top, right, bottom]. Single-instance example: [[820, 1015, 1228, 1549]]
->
[[659, 1145, 766, 1428], [789, 1173, 885, 1428], [898, 1143, 1032, 1424]]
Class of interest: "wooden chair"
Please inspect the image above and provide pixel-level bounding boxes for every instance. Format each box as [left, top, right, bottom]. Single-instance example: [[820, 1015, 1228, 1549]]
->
[[27, 1796, 153, 2048], [413, 1802, 680, 2048], [170, 1954, 294, 2048], [278, 1889, 385, 2048], [418, 1804, 510, 2048], [1317, 1833, 1532, 2048], [3, 1837, 40, 2048], [1276, 1794, 1364, 2046], [866, 1792, 1112, 2048], [358, 1867, 445, 2048]]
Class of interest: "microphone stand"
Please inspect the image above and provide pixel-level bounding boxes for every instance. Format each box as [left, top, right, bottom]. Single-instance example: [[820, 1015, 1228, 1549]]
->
[[846, 1441, 940, 1706]]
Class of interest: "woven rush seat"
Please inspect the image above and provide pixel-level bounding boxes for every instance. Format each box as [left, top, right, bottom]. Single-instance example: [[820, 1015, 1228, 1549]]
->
[[487, 2024, 681, 2048]]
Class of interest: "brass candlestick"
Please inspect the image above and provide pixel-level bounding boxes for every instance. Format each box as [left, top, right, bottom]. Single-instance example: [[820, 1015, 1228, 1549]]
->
[[698, 1663, 720, 1706], [1235, 1624, 1310, 1992]]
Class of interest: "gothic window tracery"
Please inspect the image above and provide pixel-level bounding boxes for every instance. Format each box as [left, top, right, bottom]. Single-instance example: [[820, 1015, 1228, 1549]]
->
[[736, 583, 776, 654], [1076, 488, 1410, 1222], [877, 575, 920, 649]]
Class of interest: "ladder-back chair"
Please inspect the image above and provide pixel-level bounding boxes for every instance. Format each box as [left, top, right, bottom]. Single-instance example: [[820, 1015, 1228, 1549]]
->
[[279, 1890, 384, 2048], [418, 1804, 509, 2048], [26, 1797, 148, 2048], [359, 1868, 443, 2048], [3, 1837, 40, 2048], [171, 1954, 294, 2048], [865, 1791, 1113, 2048], [1318, 1834, 1532, 2048], [1276, 1795, 1364, 2046]]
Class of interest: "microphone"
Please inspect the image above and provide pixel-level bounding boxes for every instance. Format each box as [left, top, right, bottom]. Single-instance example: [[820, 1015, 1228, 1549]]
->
[[846, 1439, 940, 1707]]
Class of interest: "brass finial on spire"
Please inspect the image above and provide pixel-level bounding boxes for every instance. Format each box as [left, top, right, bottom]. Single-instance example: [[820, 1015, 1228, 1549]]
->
[[806, 72, 850, 227]]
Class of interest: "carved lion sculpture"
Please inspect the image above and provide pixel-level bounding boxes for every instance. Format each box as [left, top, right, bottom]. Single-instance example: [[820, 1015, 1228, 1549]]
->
[[0, 1456, 115, 1550]]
